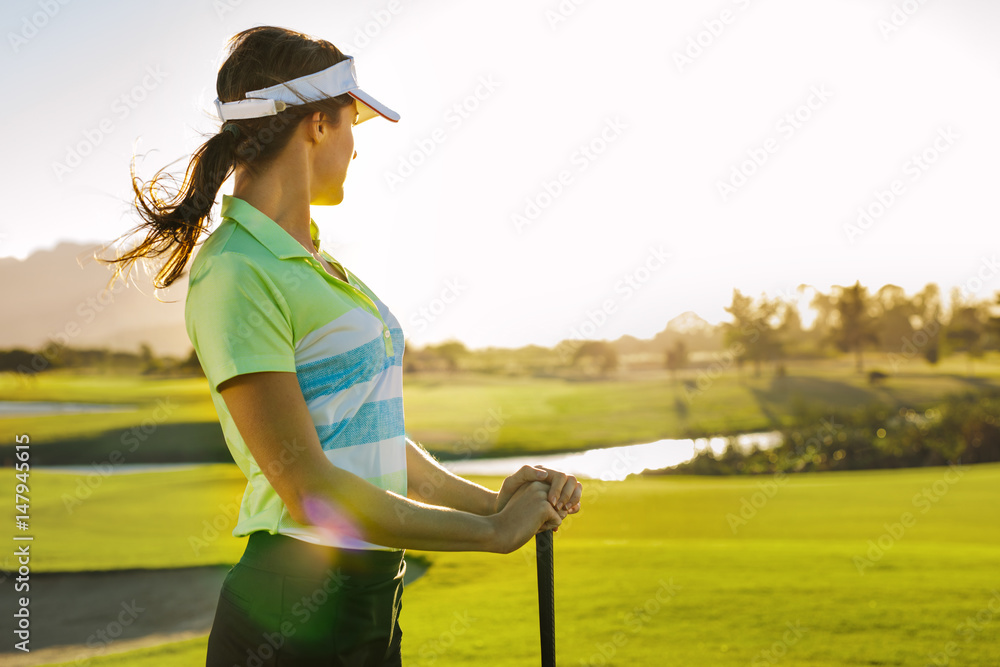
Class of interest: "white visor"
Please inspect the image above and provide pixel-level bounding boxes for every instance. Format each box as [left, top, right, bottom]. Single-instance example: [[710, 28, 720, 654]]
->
[[213, 56, 399, 124]]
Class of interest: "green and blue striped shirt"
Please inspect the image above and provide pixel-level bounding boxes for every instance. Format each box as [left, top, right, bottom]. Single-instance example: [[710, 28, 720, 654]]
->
[[185, 194, 406, 551]]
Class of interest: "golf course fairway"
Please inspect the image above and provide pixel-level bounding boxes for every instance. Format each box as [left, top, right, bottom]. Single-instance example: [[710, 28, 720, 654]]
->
[[11, 461, 997, 666]]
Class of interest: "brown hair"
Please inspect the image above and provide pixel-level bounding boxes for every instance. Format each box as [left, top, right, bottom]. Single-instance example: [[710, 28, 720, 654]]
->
[[97, 26, 356, 292]]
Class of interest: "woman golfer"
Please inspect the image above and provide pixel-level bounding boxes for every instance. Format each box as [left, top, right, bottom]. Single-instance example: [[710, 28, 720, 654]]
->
[[102, 25, 582, 666]]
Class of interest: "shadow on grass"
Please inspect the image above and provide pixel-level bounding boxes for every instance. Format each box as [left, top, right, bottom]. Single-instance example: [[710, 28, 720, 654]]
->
[[746, 375, 880, 426], [746, 385, 785, 430], [0, 422, 231, 466], [944, 373, 999, 391]]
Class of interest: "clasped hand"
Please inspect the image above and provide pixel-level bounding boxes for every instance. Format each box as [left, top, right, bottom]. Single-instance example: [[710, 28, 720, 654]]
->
[[494, 465, 583, 532]]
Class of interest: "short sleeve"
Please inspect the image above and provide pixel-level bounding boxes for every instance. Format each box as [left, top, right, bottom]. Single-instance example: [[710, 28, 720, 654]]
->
[[185, 252, 296, 392]]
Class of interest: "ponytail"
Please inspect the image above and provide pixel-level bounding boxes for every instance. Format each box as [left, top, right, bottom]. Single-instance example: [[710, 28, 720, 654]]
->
[[97, 126, 239, 293], [97, 26, 355, 293]]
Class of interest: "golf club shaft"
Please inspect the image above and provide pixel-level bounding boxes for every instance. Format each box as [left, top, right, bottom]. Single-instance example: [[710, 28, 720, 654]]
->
[[536, 528, 555, 666]]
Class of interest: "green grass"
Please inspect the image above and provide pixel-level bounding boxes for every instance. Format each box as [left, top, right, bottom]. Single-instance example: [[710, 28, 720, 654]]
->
[[27, 463, 1000, 666], [0, 372, 219, 443], [0, 465, 248, 572], [5, 354, 1000, 460], [402, 355, 1000, 455]]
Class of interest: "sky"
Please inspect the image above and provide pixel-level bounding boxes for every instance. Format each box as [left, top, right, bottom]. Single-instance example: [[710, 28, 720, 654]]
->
[[2, 0, 999, 350]]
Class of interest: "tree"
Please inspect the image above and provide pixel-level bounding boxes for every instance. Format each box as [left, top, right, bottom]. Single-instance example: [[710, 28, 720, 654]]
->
[[723, 289, 782, 378], [571, 341, 618, 377], [807, 288, 837, 345], [178, 348, 206, 376], [0, 349, 36, 374], [665, 339, 688, 383], [430, 341, 468, 372], [830, 281, 878, 373], [946, 298, 987, 377], [985, 292, 1000, 352], [873, 284, 916, 353], [138, 342, 163, 375], [775, 298, 806, 359], [912, 283, 943, 365]]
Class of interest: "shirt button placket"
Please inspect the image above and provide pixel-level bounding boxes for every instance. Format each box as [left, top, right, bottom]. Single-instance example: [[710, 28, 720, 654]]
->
[[383, 327, 393, 356]]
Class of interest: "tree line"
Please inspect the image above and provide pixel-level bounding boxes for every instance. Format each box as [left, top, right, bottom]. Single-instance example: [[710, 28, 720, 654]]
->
[[0, 344, 203, 376], [664, 281, 1000, 379], [564, 280, 999, 378], [2, 281, 997, 377], [654, 390, 1000, 474]]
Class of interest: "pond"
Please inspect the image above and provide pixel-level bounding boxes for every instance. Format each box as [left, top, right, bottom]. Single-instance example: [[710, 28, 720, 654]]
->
[[0, 400, 137, 417], [38, 431, 784, 479], [440, 431, 784, 480]]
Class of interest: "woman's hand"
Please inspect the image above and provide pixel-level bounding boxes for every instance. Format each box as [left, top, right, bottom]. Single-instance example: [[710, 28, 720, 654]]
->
[[490, 480, 564, 553], [493, 465, 583, 530]]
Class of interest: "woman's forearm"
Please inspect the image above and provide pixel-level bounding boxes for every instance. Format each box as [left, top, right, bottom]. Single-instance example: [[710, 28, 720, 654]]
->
[[405, 438, 497, 515], [217, 370, 504, 552], [296, 458, 504, 552]]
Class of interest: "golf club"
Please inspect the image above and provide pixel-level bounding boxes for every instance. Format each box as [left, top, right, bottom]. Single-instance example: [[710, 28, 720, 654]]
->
[[535, 528, 555, 666]]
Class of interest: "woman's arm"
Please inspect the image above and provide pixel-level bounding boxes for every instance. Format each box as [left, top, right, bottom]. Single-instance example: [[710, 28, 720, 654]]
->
[[218, 371, 560, 553], [405, 437, 497, 515], [405, 439, 579, 532]]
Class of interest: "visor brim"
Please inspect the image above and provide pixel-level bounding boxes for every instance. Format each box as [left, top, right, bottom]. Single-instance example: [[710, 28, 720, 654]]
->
[[349, 88, 400, 124]]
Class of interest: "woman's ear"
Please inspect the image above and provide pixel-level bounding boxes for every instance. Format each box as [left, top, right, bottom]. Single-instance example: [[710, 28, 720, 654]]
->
[[304, 111, 327, 143]]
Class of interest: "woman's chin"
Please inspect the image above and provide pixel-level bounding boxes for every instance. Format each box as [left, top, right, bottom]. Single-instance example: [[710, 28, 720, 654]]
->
[[313, 187, 345, 206]]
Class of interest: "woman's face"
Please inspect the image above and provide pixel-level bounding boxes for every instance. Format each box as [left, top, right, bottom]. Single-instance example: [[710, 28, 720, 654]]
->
[[310, 100, 360, 206]]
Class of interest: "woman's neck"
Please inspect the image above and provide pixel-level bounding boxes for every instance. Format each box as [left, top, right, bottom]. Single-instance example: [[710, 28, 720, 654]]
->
[[231, 149, 314, 248]]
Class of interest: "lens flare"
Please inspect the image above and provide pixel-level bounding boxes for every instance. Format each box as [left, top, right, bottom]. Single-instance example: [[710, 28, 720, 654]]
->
[[300, 493, 368, 549]]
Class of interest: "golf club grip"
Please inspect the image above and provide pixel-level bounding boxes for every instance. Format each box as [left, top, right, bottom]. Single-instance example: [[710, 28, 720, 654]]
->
[[536, 529, 556, 666]]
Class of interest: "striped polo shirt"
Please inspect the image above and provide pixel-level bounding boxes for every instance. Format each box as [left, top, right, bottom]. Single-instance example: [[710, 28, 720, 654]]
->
[[185, 194, 406, 551]]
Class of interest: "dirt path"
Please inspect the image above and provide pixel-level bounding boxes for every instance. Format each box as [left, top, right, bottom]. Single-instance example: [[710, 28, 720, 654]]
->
[[1, 558, 428, 666], [1, 565, 228, 666]]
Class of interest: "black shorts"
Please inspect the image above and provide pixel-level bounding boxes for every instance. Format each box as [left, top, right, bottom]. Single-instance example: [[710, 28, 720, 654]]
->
[[205, 530, 406, 666]]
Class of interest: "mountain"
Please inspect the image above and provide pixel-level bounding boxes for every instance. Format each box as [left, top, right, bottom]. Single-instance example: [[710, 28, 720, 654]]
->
[[0, 241, 193, 358], [650, 311, 723, 352], [665, 311, 716, 335]]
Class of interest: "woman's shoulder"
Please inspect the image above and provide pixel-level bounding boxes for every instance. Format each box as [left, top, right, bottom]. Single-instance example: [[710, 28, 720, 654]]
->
[[188, 221, 238, 278], [188, 221, 282, 284]]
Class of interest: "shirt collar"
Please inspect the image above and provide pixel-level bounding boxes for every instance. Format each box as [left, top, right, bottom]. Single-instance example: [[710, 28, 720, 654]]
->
[[220, 194, 323, 259]]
